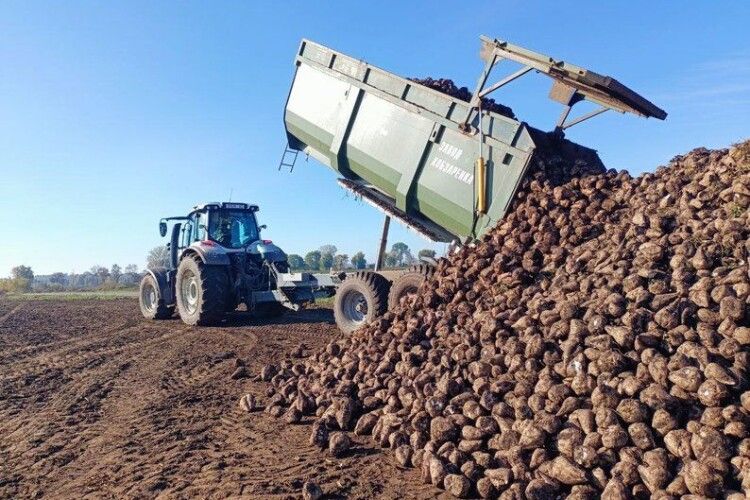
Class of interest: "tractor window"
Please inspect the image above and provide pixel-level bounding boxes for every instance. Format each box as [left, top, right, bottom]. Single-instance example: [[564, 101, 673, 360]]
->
[[196, 212, 208, 241], [181, 220, 193, 249], [209, 209, 259, 248]]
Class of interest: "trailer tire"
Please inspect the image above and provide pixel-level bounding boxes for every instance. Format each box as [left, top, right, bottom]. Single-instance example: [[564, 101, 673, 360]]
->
[[175, 256, 228, 326], [139, 274, 174, 320], [334, 271, 390, 334], [387, 264, 434, 310]]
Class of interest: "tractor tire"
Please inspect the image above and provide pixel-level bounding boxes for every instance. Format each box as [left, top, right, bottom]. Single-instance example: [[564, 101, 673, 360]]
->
[[175, 256, 229, 326], [333, 271, 390, 334], [253, 303, 288, 319], [387, 264, 434, 310], [139, 274, 174, 320]]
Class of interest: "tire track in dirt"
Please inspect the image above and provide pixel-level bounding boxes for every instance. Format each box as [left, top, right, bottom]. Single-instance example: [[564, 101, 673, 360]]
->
[[0, 316, 150, 366], [0, 299, 442, 499], [0, 325, 191, 413], [0, 302, 25, 327]]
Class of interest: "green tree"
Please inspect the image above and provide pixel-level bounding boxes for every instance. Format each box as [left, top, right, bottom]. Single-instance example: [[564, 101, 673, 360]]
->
[[91, 265, 110, 284], [388, 242, 414, 267], [147, 246, 170, 269], [287, 254, 305, 270], [79, 272, 99, 288], [319, 244, 337, 256], [304, 250, 321, 271], [11, 265, 33, 282], [320, 251, 334, 270], [124, 264, 139, 274], [418, 249, 436, 260], [110, 264, 122, 282], [351, 251, 367, 270], [49, 272, 67, 285], [384, 252, 398, 267], [333, 254, 349, 270], [10, 265, 33, 292], [318, 244, 337, 271]]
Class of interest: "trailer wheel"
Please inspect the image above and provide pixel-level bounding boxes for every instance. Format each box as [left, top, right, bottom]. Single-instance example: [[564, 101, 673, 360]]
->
[[175, 256, 228, 326], [387, 264, 434, 310], [139, 274, 174, 320], [334, 271, 390, 334]]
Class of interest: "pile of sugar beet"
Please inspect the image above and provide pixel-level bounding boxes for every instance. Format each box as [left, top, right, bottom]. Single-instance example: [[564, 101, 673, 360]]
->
[[245, 136, 750, 498], [408, 77, 516, 120]]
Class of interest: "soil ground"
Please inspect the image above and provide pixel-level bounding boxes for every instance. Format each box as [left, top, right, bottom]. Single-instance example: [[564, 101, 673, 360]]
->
[[0, 299, 442, 499]]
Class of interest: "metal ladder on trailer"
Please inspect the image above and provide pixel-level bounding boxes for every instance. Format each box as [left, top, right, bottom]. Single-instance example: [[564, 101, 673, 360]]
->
[[277, 143, 300, 172]]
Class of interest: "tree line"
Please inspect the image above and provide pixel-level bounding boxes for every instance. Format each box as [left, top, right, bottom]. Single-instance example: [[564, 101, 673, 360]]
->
[[0, 263, 143, 293], [146, 242, 436, 272], [286, 243, 436, 272]]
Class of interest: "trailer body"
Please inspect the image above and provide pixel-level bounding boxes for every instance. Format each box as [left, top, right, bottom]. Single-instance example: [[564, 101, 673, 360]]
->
[[283, 37, 666, 244]]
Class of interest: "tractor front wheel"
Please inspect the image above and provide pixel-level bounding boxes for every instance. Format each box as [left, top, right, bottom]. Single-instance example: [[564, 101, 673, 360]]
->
[[139, 274, 174, 320], [175, 256, 228, 326], [333, 271, 390, 334]]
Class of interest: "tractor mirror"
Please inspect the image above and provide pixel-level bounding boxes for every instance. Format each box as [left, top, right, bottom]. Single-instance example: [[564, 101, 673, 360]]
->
[[159, 221, 167, 237], [259, 224, 267, 231]]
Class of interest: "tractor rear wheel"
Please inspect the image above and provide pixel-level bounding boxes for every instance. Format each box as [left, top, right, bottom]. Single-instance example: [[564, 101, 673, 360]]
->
[[139, 274, 174, 320], [387, 264, 434, 310], [333, 271, 390, 334], [175, 256, 229, 326]]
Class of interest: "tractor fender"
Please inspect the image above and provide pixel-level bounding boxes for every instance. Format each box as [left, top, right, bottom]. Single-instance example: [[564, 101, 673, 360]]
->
[[146, 267, 175, 305], [183, 242, 231, 266]]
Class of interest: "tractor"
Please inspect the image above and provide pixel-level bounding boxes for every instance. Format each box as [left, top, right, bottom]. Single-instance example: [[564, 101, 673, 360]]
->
[[138, 202, 339, 325]]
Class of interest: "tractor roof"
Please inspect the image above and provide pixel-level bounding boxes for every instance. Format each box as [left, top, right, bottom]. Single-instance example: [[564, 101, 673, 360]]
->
[[191, 202, 259, 212]]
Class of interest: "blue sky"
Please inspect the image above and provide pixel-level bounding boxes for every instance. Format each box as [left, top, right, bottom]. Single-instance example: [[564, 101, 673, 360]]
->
[[1, 1, 748, 275]]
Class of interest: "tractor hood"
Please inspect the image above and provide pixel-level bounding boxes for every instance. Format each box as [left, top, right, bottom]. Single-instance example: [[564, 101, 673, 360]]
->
[[247, 240, 287, 263], [187, 239, 287, 265]]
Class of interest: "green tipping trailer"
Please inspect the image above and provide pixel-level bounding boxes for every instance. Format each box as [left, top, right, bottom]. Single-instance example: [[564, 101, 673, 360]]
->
[[281, 36, 666, 332], [283, 36, 665, 246]]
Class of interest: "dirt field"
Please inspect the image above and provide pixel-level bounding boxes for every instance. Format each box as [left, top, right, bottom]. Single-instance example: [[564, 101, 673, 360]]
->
[[0, 299, 441, 499]]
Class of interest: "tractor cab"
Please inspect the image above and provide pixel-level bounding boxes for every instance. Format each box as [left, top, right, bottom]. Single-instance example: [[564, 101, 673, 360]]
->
[[160, 202, 262, 254]]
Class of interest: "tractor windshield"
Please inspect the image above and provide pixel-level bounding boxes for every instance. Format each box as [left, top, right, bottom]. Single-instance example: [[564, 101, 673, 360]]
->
[[208, 209, 260, 248]]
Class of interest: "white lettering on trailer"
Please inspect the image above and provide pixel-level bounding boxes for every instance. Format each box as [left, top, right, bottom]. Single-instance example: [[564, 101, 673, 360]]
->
[[430, 157, 474, 185], [438, 142, 464, 161]]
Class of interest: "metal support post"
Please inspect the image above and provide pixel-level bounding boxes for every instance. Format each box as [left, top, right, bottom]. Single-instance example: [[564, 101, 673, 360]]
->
[[461, 54, 498, 128], [560, 106, 609, 130], [375, 215, 391, 272], [555, 104, 573, 131], [478, 65, 534, 98]]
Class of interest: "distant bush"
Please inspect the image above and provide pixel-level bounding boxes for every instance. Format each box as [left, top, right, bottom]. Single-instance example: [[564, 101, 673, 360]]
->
[[0, 277, 31, 293]]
